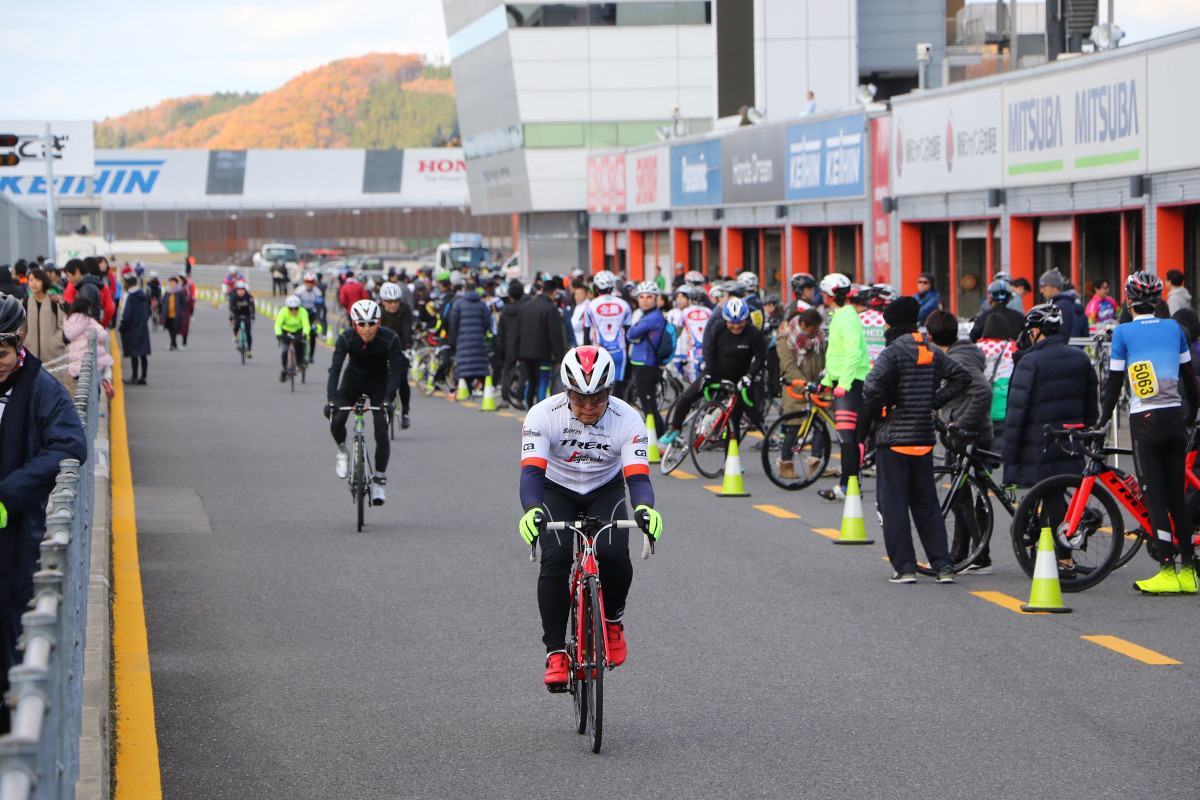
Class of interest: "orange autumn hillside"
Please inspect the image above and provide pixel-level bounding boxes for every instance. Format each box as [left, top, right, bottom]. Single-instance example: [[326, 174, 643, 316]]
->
[[96, 53, 458, 150]]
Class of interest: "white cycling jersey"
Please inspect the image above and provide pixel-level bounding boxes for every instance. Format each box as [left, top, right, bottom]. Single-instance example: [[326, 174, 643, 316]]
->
[[860, 308, 887, 365], [584, 294, 631, 351], [680, 305, 711, 354], [294, 285, 323, 313], [521, 393, 650, 495]]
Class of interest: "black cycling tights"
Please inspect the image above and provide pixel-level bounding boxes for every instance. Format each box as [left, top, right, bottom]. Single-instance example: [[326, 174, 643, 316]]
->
[[833, 379, 864, 487], [330, 383, 390, 473], [536, 477, 632, 652], [630, 363, 663, 434], [1130, 407, 1194, 563]]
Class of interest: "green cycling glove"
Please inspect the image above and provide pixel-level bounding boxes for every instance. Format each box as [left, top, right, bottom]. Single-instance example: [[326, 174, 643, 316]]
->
[[519, 507, 546, 545], [0, 501, 6, 529], [634, 505, 661, 540]]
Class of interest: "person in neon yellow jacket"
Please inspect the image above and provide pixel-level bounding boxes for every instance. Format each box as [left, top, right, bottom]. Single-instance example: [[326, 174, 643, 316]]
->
[[818, 273, 870, 501], [275, 295, 311, 382]]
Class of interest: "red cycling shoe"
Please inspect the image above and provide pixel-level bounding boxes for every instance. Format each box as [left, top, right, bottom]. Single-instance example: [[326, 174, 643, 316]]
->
[[544, 651, 569, 690], [605, 620, 626, 667]]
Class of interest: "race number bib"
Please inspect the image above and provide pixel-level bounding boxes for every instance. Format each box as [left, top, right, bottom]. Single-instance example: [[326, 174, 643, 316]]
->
[[1128, 360, 1159, 399]]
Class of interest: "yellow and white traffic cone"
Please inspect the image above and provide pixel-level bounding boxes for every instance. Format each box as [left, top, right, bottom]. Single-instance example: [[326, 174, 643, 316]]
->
[[325, 326, 335, 344], [833, 476, 874, 545], [716, 437, 750, 497], [645, 413, 661, 464], [1021, 527, 1073, 613], [455, 378, 469, 401], [480, 375, 498, 411]]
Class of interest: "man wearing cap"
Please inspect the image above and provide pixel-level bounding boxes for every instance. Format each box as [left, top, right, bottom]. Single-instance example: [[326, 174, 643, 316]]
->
[[1038, 268, 1078, 341], [912, 273, 941, 324], [863, 296, 970, 584]]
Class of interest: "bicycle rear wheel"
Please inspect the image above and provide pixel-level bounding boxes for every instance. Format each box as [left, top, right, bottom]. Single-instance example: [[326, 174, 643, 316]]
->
[[762, 411, 830, 490], [1010, 474, 1124, 592], [354, 441, 366, 532], [915, 466, 993, 576], [690, 401, 730, 479], [586, 577, 604, 754]]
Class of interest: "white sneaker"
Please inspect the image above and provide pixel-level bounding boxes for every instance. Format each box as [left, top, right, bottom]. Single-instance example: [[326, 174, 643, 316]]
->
[[335, 446, 349, 479], [370, 479, 386, 506]]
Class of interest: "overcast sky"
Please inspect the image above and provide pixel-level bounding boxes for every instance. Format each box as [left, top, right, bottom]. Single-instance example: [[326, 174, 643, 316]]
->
[[1, 0, 1198, 122]]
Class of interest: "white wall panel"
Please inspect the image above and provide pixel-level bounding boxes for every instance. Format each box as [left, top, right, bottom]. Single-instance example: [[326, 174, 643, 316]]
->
[[518, 90, 591, 122], [588, 27, 677, 56], [677, 56, 715, 88], [591, 89, 681, 119], [678, 88, 716, 119], [677, 26, 714, 58], [759, 0, 807, 39], [590, 58, 681, 91], [512, 59, 590, 92], [526, 149, 588, 210], [763, 40, 809, 120], [509, 28, 588, 60], [806, 0, 854, 38], [243, 150, 364, 200], [807, 39, 855, 110]]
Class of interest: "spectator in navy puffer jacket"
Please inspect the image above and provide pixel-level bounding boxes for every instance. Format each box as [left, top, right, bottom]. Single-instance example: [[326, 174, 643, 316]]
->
[[447, 278, 493, 397]]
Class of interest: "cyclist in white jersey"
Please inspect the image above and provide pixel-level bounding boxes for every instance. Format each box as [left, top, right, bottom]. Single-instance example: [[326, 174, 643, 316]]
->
[[858, 284, 891, 365], [583, 270, 632, 389], [518, 346, 662, 689], [680, 288, 712, 382]]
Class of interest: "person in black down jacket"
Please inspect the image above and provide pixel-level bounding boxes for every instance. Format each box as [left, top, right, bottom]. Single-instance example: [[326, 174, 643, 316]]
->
[[863, 297, 969, 584], [1002, 303, 1098, 489], [447, 278, 493, 397], [927, 310, 996, 573], [514, 277, 567, 409], [494, 280, 525, 408]]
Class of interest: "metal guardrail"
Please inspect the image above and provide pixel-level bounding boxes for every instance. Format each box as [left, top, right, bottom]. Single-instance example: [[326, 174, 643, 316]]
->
[[0, 332, 100, 800]]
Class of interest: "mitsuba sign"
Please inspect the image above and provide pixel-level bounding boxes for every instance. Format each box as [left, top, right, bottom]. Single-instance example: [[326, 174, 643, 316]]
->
[[721, 126, 785, 204], [587, 154, 626, 212]]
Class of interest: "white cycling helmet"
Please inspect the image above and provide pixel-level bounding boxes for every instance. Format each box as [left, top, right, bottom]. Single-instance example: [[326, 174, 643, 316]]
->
[[285, 295, 301, 309], [819, 273, 851, 296], [560, 346, 616, 396], [379, 282, 403, 301], [228, 266, 238, 275], [707, 284, 725, 302], [592, 270, 618, 292], [634, 281, 659, 297], [235, 280, 248, 290], [303, 272, 317, 283], [736, 271, 759, 291], [349, 299, 381, 324], [685, 270, 706, 286]]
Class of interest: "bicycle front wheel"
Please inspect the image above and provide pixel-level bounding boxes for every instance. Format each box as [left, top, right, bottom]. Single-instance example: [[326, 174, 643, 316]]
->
[[571, 577, 587, 735], [354, 442, 366, 532], [586, 577, 604, 754], [916, 467, 993, 576], [690, 402, 730, 479], [762, 411, 830, 490], [1010, 474, 1124, 592]]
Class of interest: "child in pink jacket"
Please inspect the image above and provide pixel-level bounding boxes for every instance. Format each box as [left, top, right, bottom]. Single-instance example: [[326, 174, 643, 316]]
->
[[63, 298, 115, 399]]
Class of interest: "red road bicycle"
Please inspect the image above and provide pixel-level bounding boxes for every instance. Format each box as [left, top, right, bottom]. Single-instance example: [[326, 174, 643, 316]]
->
[[1010, 425, 1200, 591], [534, 518, 652, 754]]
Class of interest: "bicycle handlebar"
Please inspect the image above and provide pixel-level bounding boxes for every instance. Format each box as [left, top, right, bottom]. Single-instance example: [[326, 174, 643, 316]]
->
[[785, 380, 831, 407], [701, 379, 755, 408], [333, 403, 394, 413], [533, 520, 655, 560]]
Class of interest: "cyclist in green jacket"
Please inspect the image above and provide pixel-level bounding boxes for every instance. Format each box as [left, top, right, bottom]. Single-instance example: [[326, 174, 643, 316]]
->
[[819, 273, 871, 501], [275, 295, 311, 382]]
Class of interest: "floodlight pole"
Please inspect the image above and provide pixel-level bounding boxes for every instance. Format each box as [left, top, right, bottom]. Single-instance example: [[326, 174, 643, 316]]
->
[[44, 123, 57, 262]]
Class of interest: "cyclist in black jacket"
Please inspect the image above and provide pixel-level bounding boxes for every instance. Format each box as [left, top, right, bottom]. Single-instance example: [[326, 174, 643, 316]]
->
[[325, 299, 406, 505], [228, 282, 255, 357], [661, 297, 766, 443]]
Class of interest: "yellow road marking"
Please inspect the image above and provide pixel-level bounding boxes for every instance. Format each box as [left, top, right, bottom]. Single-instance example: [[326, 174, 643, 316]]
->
[[812, 527, 840, 539], [745, 430, 764, 439], [110, 346, 164, 799], [703, 485, 723, 493], [671, 470, 697, 480], [497, 411, 519, 418], [754, 504, 800, 519], [971, 590, 1050, 615], [1081, 635, 1181, 664]]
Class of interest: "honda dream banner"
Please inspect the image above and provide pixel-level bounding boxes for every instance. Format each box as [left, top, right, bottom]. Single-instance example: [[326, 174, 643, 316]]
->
[[670, 139, 722, 207], [784, 114, 866, 202], [721, 126, 786, 204]]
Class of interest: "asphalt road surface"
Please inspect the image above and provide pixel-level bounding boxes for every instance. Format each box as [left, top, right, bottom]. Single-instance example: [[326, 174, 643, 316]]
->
[[125, 301, 1200, 799]]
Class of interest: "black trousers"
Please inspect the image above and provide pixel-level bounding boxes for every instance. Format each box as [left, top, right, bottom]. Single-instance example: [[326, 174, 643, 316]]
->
[[128, 355, 148, 381], [629, 363, 663, 433], [1130, 407, 1194, 563], [876, 447, 952, 574], [280, 331, 305, 368], [330, 380, 391, 472], [536, 477, 632, 652], [520, 359, 551, 409]]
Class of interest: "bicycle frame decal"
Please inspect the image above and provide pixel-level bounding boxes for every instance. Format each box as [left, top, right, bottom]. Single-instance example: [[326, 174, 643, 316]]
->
[[1098, 470, 1149, 522]]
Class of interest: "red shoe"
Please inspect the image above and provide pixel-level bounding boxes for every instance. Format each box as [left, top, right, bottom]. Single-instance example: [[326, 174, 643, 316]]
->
[[605, 620, 626, 667], [544, 651, 569, 690]]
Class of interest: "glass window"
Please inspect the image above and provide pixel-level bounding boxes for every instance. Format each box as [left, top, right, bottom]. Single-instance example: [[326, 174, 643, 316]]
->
[[507, 4, 589, 27], [509, 2, 710, 28], [523, 123, 586, 147]]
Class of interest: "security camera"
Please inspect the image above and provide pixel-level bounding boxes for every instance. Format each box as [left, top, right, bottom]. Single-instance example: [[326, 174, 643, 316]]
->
[[916, 43, 932, 60]]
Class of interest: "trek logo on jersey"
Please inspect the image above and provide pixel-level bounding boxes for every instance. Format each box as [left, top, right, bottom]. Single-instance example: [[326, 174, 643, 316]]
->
[[560, 439, 611, 451]]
